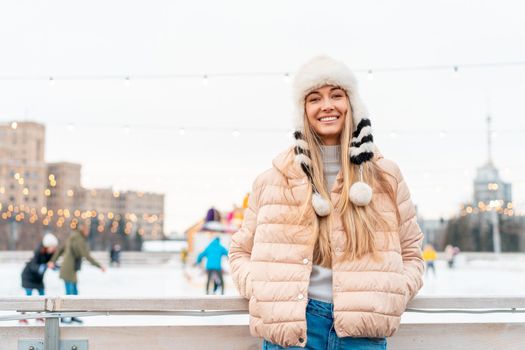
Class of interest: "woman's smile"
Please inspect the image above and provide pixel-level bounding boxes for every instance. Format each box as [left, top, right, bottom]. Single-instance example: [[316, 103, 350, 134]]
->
[[318, 114, 340, 123]]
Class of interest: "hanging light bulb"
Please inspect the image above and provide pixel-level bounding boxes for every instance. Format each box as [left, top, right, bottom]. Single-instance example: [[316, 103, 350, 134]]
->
[[124, 76, 131, 87], [367, 70, 374, 80], [67, 124, 75, 132], [283, 73, 291, 84], [439, 131, 447, 139], [123, 125, 131, 134], [179, 127, 186, 136], [202, 75, 209, 86], [10, 122, 18, 130], [233, 129, 240, 138], [49, 77, 55, 87]]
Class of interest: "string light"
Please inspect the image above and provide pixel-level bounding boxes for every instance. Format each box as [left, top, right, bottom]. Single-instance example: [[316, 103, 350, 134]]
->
[[0, 60, 523, 83], [0, 205, 163, 230], [124, 76, 131, 87], [283, 73, 291, 84], [367, 69, 374, 80], [202, 74, 209, 86], [10, 121, 521, 138]]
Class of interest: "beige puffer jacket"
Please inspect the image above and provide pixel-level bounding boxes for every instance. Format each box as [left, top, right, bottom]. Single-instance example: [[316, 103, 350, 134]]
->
[[229, 147, 424, 348]]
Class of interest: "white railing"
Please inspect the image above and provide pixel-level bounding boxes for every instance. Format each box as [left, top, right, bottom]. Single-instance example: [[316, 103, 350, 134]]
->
[[1, 296, 525, 350]]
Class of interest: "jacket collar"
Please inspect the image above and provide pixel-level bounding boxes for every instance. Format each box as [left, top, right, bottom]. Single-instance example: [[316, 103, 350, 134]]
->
[[272, 146, 384, 191], [272, 147, 304, 180]]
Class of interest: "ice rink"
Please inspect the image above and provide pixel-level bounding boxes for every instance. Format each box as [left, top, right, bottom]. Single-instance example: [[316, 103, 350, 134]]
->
[[2, 255, 525, 326]]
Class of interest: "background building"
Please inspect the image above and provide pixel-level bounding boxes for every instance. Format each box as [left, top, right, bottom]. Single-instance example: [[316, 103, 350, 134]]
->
[[121, 191, 164, 240], [444, 115, 522, 252], [473, 116, 512, 209], [0, 120, 165, 248], [0, 122, 47, 211], [46, 162, 82, 214]]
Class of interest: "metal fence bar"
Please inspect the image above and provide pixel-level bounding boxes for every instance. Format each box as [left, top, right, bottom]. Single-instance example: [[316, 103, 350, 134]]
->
[[44, 317, 60, 350]]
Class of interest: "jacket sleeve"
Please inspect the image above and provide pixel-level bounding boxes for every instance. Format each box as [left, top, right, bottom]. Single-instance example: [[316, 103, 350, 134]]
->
[[78, 240, 102, 269], [228, 180, 262, 300], [50, 245, 65, 263], [394, 164, 425, 302], [196, 248, 207, 264]]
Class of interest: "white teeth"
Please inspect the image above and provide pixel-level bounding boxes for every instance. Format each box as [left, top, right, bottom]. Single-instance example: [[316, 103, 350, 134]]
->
[[319, 116, 338, 121]]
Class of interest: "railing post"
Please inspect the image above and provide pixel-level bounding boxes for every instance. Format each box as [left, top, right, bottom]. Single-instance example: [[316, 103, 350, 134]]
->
[[44, 317, 60, 350]]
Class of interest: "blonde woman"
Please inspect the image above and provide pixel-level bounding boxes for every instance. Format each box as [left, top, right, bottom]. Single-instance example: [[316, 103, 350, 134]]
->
[[229, 56, 424, 349]]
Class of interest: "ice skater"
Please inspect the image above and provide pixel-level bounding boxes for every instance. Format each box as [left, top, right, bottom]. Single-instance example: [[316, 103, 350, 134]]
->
[[195, 236, 228, 295], [19, 233, 59, 324], [423, 244, 437, 277], [48, 222, 106, 324]]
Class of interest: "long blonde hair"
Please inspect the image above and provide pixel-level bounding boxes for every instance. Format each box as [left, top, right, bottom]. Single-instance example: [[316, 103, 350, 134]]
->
[[302, 96, 400, 267]]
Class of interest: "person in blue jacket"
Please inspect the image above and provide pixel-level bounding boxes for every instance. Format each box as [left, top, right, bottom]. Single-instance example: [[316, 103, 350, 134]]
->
[[195, 236, 228, 294]]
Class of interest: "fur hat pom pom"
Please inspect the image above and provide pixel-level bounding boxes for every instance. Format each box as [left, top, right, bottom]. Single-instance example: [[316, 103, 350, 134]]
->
[[349, 181, 373, 206], [312, 192, 331, 216]]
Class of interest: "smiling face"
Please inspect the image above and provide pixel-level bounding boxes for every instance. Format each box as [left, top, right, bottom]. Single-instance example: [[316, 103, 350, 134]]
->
[[304, 85, 349, 145]]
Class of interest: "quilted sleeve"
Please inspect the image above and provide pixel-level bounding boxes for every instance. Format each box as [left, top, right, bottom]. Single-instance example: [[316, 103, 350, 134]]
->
[[393, 163, 425, 302], [228, 179, 263, 299]]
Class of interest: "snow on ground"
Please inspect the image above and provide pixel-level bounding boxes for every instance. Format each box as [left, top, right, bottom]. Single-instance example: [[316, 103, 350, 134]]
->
[[1, 255, 525, 326]]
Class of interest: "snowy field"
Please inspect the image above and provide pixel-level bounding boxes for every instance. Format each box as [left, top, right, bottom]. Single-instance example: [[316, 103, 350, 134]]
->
[[1, 255, 525, 326]]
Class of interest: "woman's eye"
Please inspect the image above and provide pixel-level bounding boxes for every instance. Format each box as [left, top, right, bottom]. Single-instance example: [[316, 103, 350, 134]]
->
[[309, 97, 320, 103], [332, 94, 343, 99]]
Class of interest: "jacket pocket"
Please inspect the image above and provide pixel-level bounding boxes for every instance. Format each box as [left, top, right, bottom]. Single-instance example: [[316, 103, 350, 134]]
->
[[401, 274, 411, 305]]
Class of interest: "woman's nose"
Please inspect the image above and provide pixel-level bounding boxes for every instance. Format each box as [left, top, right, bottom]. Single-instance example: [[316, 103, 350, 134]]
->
[[321, 98, 334, 110]]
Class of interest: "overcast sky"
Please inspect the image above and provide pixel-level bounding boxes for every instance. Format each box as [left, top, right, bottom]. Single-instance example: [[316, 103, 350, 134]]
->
[[0, 0, 524, 233]]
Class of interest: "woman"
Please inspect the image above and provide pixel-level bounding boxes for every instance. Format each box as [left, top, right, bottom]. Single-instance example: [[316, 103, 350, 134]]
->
[[229, 56, 424, 349], [20, 233, 58, 324], [21, 233, 58, 296]]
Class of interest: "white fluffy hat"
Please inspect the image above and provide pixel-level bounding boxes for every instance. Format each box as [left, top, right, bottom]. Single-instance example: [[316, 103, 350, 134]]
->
[[292, 55, 375, 216], [42, 233, 58, 248], [293, 56, 367, 131]]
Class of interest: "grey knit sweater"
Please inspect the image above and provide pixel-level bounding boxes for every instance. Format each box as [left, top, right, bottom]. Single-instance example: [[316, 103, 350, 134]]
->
[[308, 144, 340, 303]]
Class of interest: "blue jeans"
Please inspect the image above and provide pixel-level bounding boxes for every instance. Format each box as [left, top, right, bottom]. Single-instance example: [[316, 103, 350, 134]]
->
[[263, 299, 387, 349], [25, 288, 44, 296], [64, 281, 78, 295]]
